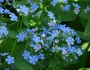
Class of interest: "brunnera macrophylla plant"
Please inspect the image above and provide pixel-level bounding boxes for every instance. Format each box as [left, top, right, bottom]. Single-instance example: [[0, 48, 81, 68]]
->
[[0, 0, 90, 70]]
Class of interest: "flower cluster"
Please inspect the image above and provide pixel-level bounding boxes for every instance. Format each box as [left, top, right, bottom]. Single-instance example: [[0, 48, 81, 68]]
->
[[61, 0, 81, 14], [22, 50, 45, 65], [0, 6, 18, 21], [16, 20, 83, 65]]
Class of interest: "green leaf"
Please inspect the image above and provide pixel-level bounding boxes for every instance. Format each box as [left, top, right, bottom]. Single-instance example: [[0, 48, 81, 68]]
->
[[79, 10, 90, 20], [8, 30, 18, 37], [79, 17, 87, 28], [49, 59, 58, 68], [84, 18, 90, 36], [61, 11, 78, 21], [76, 30, 90, 41], [15, 56, 33, 70], [23, 18, 29, 28], [79, 68, 90, 70]]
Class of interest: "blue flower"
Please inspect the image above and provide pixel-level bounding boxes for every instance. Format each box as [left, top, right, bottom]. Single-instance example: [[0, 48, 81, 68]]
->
[[16, 31, 27, 42], [75, 36, 81, 44], [0, 52, 9, 56], [0, 0, 4, 3], [38, 53, 45, 60], [30, 3, 39, 13], [51, 30, 60, 37], [5, 55, 14, 64], [22, 50, 30, 61], [51, 0, 58, 6], [76, 48, 83, 56], [62, 0, 68, 4], [34, 44, 42, 52], [52, 46, 60, 52], [9, 13, 18, 21], [20, 5, 29, 16], [62, 5, 70, 12], [72, 3, 80, 8], [84, 6, 90, 13], [1, 26, 8, 35], [66, 37, 74, 45], [0, 6, 4, 14], [47, 11, 55, 19], [27, 0, 30, 2], [32, 35, 41, 43], [48, 21, 55, 26], [4, 9, 11, 14], [28, 55, 38, 65], [4, 68, 9, 70], [72, 3, 80, 14]]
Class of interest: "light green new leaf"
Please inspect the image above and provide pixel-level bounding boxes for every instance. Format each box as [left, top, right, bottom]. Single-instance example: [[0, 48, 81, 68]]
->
[[79, 68, 90, 70]]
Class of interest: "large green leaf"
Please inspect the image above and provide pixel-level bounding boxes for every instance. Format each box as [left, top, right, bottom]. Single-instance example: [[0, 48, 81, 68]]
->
[[84, 19, 90, 36], [49, 59, 58, 68], [76, 30, 90, 41], [8, 30, 18, 37], [61, 11, 78, 21], [15, 56, 33, 70], [23, 18, 30, 28], [79, 10, 90, 20], [79, 17, 87, 28], [79, 68, 90, 70]]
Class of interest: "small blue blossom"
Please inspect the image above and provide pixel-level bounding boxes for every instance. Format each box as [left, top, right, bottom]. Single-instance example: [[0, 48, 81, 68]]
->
[[62, 5, 70, 12], [4, 68, 9, 70], [72, 3, 80, 8], [52, 46, 60, 52], [84, 6, 90, 13], [20, 5, 29, 16], [0, 0, 4, 3], [9, 13, 18, 21], [28, 55, 38, 65], [0, 52, 9, 56], [48, 21, 55, 26], [22, 50, 30, 61], [27, 0, 30, 2], [51, 0, 58, 6], [75, 36, 81, 44], [32, 35, 41, 43], [4, 9, 11, 14], [67, 47, 76, 53], [74, 8, 80, 14], [51, 30, 60, 37], [0, 6, 4, 14], [11, 64, 17, 69], [72, 3, 80, 14], [62, 50, 67, 54], [16, 31, 27, 42], [34, 44, 42, 52], [62, 0, 68, 4], [76, 48, 83, 56], [38, 53, 45, 60], [30, 3, 39, 13], [46, 10, 55, 19], [66, 37, 74, 45], [1, 26, 8, 35], [5, 55, 14, 64]]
